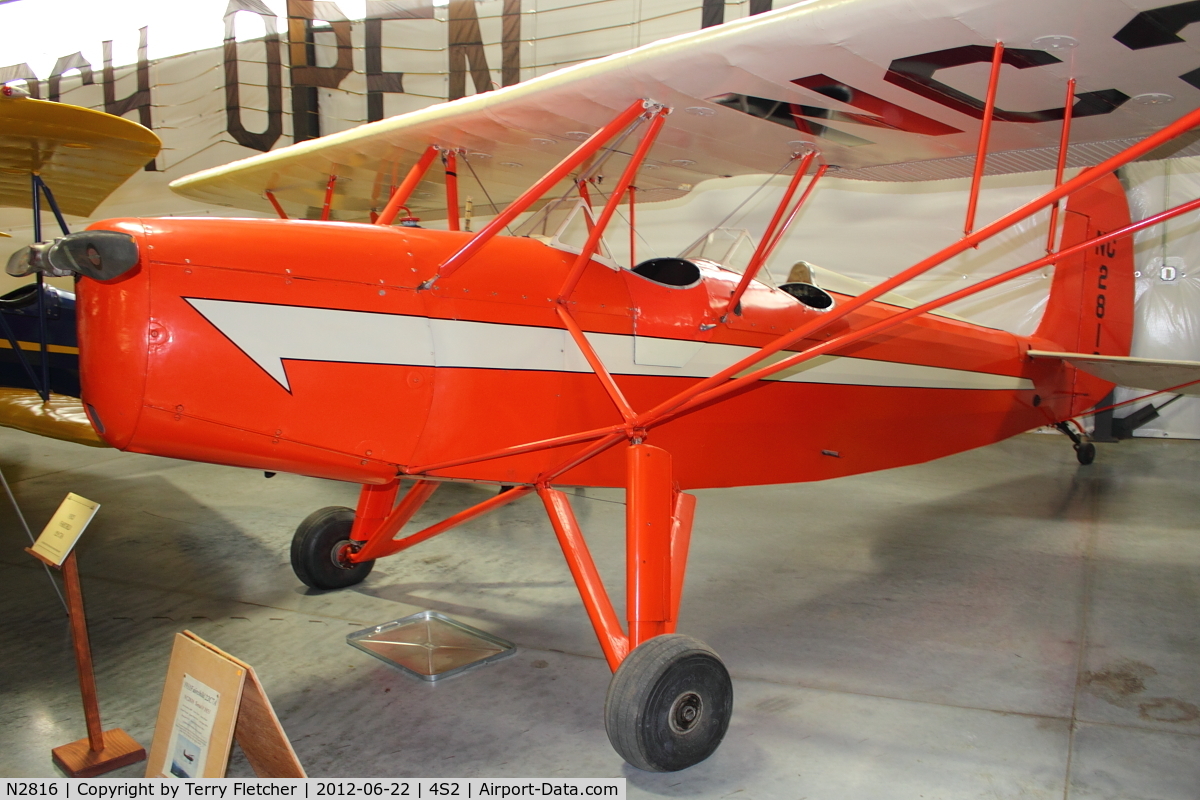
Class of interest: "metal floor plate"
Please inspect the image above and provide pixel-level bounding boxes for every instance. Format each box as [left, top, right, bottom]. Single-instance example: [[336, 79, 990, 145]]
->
[[346, 611, 516, 681]]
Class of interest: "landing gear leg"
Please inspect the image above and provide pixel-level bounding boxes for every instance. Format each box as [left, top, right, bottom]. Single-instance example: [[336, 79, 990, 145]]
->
[[290, 506, 375, 589], [540, 442, 731, 772], [1056, 421, 1096, 465], [289, 480, 401, 590]]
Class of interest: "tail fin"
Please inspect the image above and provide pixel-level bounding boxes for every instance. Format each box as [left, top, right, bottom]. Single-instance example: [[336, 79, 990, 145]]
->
[[1032, 171, 1134, 416]]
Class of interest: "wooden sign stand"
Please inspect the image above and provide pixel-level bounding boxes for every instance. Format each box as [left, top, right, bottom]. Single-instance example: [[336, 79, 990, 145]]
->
[[26, 546, 147, 777], [144, 631, 305, 778]]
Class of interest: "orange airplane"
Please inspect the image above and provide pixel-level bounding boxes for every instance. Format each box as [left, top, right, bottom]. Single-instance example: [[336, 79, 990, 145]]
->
[[15, 0, 1200, 771]]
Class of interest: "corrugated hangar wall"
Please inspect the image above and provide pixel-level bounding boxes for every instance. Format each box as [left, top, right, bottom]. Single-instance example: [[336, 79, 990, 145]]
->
[[2, 0, 1199, 437]]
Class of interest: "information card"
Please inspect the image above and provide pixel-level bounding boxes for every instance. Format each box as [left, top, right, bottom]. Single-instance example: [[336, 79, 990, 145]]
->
[[164, 674, 221, 779], [30, 493, 100, 566]]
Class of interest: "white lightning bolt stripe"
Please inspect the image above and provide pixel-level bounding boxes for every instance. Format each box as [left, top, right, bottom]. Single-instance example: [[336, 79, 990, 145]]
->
[[186, 299, 1034, 393]]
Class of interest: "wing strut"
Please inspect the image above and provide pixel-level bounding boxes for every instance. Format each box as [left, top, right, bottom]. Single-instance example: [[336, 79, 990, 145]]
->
[[15, 174, 73, 402], [319, 174, 337, 221], [1046, 78, 1076, 254], [762, 165, 827, 265], [376, 145, 439, 226], [264, 190, 288, 219], [556, 305, 636, 422], [431, 98, 653, 285], [443, 150, 460, 231], [724, 154, 826, 319], [964, 42, 1004, 237], [628, 185, 636, 267], [558, 105, 668, 300]]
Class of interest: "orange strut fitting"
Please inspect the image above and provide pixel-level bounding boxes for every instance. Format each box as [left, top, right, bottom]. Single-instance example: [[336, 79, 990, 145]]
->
[[539, 487, 629, 670], [435, 98, 651, 283], [667, 489, 696, 632], [377, 145, 439, 226], [350, 479, 439, 562], [264, 190, 288, 220], [350, 480, 402, 541], [559, 109, 668, 301], [445, 151, 460, 232], [353, 483, 533, 563], [320, 174, 337, 221], [626, 443, 674, 647], [1047, 78, 1076, 254], [964, 41, 1004, 237], [633, 104, 1200, 430]]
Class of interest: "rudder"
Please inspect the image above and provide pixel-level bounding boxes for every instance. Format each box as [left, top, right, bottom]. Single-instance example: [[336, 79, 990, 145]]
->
[[1032, 171, 1134, 417]]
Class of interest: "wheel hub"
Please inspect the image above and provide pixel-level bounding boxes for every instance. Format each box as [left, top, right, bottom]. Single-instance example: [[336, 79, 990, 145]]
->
[[668, 691, 703, 735], [331, 539, 358, 570]]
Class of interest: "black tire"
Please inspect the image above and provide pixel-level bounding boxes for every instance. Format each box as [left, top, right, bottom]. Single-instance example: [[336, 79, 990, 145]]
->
[[290, 506, 374, 590], [605, 634, 733, 772], [1075, 442, 1097, 465]]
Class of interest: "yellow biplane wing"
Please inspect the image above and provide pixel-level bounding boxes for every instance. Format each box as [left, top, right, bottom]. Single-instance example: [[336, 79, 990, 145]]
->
[[0, 93, 161, 216], [0, 388, 106, 446], [171, 0, 1200, 222], [1, 95, 159, 447]]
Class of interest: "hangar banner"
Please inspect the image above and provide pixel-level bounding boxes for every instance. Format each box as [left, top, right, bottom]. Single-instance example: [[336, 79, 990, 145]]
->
[[0, 0, 784, 197]]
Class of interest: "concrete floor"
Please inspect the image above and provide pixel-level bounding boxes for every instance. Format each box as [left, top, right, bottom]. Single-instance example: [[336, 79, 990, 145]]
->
[[1, 426, 1198, 798]]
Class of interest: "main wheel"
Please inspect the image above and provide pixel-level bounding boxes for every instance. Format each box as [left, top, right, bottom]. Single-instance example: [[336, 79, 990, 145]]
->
[[605, 634, 733, 772], [1075, 442, 1096, 465], [290, 506, 374, 590]]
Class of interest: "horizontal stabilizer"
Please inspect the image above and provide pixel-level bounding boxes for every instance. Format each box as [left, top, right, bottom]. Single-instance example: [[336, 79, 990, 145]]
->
[[1027, 351, 1200, 397]]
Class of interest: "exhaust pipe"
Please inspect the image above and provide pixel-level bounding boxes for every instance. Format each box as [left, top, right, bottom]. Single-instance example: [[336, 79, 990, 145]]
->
[[6, 230, 139, 281]]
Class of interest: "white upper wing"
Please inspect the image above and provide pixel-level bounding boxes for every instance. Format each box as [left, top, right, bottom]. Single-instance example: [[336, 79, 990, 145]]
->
[[170, 0, 1200, 220]]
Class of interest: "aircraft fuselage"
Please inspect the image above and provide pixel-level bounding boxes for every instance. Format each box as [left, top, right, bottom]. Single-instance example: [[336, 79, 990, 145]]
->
[[77, 217, 1088, 489]]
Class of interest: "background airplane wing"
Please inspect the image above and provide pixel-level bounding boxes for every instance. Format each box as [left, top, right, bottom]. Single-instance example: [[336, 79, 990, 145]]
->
[[1028, 350, 1200, 396], [170, 0, 1200, 222], [0, 94, 161, 217], [0, 388, 107, 446]]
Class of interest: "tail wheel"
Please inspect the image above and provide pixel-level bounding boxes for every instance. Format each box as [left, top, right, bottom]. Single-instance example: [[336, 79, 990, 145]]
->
[[1075, 442, 1097, 465], [605, 634, 732, 772], [290, 506, 374, 590]]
